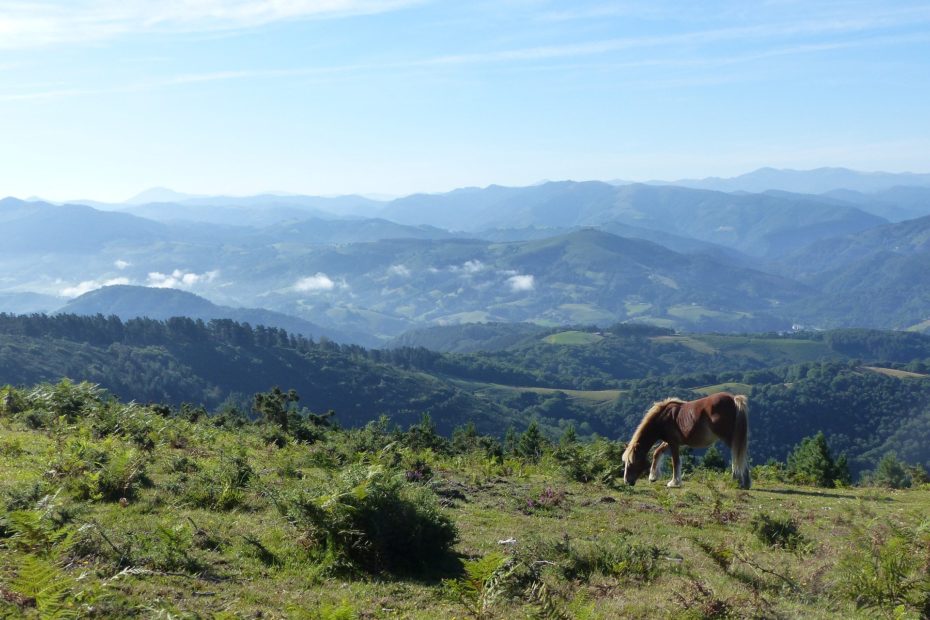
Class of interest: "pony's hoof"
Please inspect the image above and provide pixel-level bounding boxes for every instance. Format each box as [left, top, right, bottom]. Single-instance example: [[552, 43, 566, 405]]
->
[[666, 480, 682, 488], [648, 475, 658, 482]]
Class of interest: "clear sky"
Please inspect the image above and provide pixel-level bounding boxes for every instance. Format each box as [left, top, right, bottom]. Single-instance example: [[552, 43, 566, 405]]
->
[[2, 0, 929, 202]]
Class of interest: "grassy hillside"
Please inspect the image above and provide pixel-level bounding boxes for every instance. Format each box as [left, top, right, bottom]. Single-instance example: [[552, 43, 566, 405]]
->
[[1, 384, 928, 619], [2, 315, 930, 472]]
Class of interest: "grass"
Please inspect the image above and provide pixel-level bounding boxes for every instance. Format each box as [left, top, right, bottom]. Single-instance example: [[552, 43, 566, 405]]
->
[[543, 330, 604, 346], [452, 379, 624, 403], [651, 335, 718, 355], [860, 366, 930, 379], [2, 384, 929, 619], [693, 382, 753, 396]]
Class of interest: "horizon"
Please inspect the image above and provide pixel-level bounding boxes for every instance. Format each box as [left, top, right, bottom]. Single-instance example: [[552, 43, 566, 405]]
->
[[6, 164, 930, 205], [2, 1, 929, 202]]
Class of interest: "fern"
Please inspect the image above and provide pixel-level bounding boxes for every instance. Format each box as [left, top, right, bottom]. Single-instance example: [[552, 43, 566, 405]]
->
[[6, 509, 74, 557], [11, 556, 78, 620], [443, 553, 509, 619]]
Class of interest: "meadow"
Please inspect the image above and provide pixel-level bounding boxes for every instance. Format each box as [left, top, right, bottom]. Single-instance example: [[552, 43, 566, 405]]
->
[[1, 381, 928, 619]]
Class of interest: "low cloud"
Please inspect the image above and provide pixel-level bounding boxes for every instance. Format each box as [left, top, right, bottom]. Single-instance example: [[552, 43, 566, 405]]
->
[[114, 259, 131, 270], [388, 264, 411, 277], [294, 272, 337, 292], [60, 277, 130, 298], [147, 269, 219, 289], [507, 274, 535, 292], [450, 259, 486, 274]]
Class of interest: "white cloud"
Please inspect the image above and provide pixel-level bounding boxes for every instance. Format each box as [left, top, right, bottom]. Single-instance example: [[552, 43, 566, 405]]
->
[[147, 269, 218, 289], [294, 272, 336, 292], [0, 1, 421, 49], [60, 277, 130, 298], [114, 259, 131, 270], [450, 259, 485, 274], [388, 264, 411, 277], [507, 274, 535, 292]]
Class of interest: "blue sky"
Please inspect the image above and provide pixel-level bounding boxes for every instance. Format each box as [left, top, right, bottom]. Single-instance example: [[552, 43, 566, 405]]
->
[[2, 0, 929, 201]]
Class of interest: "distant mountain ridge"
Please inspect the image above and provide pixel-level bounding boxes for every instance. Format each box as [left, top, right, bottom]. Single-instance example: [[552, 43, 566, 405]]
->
[[658, 167, 930, 194]]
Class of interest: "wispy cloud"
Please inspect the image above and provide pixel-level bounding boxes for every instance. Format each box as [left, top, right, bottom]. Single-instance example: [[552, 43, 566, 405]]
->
[[60, 276, 130, 298], [147, 269, 218, 289], [3, 4, 928, 102], [0, 0, 421, 49]]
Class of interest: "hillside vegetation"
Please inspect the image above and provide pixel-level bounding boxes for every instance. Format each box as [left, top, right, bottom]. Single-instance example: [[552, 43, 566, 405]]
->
[[2, 315, 930, 476], [1, 382, 929, 619]]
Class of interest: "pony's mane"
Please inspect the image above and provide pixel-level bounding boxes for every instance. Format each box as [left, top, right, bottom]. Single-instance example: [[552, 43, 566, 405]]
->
[[622, 397, 685, 465]]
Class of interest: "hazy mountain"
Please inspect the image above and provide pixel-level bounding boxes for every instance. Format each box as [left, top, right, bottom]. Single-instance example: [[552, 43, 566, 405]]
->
[[822, 186, 930, 222], [378, 181, 885, 257], [252, 229, 808, 333], [58, 285, 375, 346], [775, 215, 930, 329], [125, 187, 200, 205], [0, 197, 168, 253], [663, 167, 930, 194]]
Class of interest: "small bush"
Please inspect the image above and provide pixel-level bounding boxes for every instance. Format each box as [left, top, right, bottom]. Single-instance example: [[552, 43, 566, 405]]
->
[[865, 453, 912, 489], [750, 513, 807, 551], [278, 465, 457, 574], [834, 523, 930, 615], [182, 452, 253, 510], [555, 438, 625, 484], [522, 487, 566, 514]]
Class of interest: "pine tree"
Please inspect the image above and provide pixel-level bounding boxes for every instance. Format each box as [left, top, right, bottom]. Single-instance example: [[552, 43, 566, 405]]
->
[[518, 421, 544, 463], [786, 432, 848, 487], [700, 444, 726, 471]]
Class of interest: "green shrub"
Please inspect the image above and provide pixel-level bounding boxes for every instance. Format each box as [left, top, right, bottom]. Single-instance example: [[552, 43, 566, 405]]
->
[[749, 512, 807, 551], [442, 552, 510, 619], [786, 432, 850, 488], [834, 522, 930, 616], [700, 445, 727, 472], [25, 379, 105, 423], [555, 438, 625, 484], [865, 452, 912, 489], [182, 452, 253, 510], [278, 465, 457, 574]]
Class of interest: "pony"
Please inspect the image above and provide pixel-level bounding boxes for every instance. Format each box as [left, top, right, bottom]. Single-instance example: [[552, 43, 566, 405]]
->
[[621, 392, 750, 489]]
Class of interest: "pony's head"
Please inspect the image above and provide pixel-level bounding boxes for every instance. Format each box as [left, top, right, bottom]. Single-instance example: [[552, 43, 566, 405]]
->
[[621, 441, 650, 486]]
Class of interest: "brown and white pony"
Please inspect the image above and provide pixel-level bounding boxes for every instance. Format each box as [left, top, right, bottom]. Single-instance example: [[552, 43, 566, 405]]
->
[[622, 392, 750, 489]]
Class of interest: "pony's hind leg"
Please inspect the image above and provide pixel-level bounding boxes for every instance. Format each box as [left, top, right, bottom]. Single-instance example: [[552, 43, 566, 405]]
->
[[667, 443, 682, 487], [649, 442, 669, 482]]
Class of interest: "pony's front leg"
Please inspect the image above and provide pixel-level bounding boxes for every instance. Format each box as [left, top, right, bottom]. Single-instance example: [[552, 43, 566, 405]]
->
[[649, 442, 668, 482], [666, 444, 682, 488]]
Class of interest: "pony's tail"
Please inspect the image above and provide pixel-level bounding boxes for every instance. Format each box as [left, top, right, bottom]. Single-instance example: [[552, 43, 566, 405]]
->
[[731, 395, 751, 489]]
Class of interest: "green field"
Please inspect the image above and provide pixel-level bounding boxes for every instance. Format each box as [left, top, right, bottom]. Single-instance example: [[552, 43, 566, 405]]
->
[[693, 382, 754, 396], [543, 330, 605, 345], [2, 383, 929, 619], [862, 366, 930, 379]]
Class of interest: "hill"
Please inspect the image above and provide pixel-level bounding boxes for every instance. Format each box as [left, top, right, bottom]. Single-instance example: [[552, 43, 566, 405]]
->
[[0, 198, 167, 253], [255, 229, 808, 332], [1, 379, 928, 618], [0, 313, 502, 433], [775, 216, 930, 329], [57, 285, 373, 346], [2, 315, 930, 471]]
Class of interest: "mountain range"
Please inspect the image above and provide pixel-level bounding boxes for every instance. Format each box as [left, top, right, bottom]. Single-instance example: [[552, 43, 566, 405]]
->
[[4, 167, 930, 342]]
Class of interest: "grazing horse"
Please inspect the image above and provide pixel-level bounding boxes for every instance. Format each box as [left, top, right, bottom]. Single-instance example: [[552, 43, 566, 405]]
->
[[622, 392, 750, 489]]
